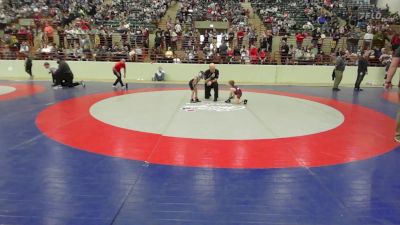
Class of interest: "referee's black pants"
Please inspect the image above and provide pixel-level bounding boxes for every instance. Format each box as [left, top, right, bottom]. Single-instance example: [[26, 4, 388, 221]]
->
[[205, 82, 218, 101], [355, 72, 365, 89]]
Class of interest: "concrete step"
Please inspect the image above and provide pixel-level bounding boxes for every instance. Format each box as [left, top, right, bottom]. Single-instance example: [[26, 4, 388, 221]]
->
[[103, 0, 112, 5], [158, 0, 180, 30]]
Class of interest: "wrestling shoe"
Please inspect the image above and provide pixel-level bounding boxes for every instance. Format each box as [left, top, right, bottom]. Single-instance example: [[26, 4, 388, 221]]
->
[[243, 99, 248, 105], [80, 81, 86, 88], [195, 99, 201, 103], [225, 99, 231, 103], [190, 99, 195, 103]]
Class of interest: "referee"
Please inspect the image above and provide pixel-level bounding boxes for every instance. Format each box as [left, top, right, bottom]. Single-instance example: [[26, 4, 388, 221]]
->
[[204, 63, 219, 102]]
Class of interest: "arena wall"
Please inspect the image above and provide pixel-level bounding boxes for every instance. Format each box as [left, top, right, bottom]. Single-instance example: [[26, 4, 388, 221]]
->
[[0, 60, 398, 86]]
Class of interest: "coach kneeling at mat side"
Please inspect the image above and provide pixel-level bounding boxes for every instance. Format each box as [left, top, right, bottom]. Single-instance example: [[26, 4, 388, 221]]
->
[[54, 58, 82, 88], [204, 63, 219, 102]]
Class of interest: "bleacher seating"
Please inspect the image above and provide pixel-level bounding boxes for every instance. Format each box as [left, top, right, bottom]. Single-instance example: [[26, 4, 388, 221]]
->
[[0, 0, 399, 68]]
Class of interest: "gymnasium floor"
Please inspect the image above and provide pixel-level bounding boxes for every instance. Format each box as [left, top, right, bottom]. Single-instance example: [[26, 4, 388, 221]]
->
[[0, 80, 399, 225]]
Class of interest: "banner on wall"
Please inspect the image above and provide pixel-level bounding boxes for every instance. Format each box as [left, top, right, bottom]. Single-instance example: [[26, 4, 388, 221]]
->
[[358, 11, 382, 20]]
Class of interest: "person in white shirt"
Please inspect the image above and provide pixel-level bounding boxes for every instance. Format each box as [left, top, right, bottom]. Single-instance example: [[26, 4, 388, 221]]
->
[[129, 49, 136, 62], [41, 43, 55, 53], [19, 42, 29, 54], [174, 23, 182, 35], [43, 62, 57, 86], [363, 31, 374, 49], [153, 66, 166, 81]]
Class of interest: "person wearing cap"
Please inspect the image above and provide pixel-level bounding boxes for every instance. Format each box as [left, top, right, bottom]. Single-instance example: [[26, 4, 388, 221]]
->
[[204, 63, 219, 101], [112, 59, 127, 89], [189, 71, 203, 103]]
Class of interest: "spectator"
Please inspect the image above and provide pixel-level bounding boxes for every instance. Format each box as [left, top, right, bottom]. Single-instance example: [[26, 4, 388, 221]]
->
[[174, 23, 182, 36], [165, 47, 174, 62], [227, 47, 234, 62], [19, 41, 29, 55], [259, 49, 267, 63], [44, 23, 54, 43], [281, 40, 289, 64], [295, 47, 304, 61], [219, 41, 228, 62], [296, 32, 305, 49], [153, 66, 166, 81], [380, 48, 391, 64], [363, 31, 374, 50], [40, 43, 55, 54], [173, 56, 181, 63], [347, 30, 360, 54], [240, 45, 250, 64], [170, 30, 178, 50], [129, 49, 136, 62], [80, 35, 91, 53], [154, 32, 162, 49], [249, 45, 258, 63], [237, 28, 245, 46]]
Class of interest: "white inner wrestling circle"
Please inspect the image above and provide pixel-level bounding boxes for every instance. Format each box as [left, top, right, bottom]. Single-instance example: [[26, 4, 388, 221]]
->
[[90, 90, 344, 140], [0, 85, 16, 95]]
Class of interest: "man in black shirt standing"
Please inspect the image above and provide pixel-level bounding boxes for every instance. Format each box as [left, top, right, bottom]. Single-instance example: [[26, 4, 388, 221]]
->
[[354, 52, 368, 91], [204, 63, 219, 102], [24, 55, 33, 78], [281, 41, 289, 65]]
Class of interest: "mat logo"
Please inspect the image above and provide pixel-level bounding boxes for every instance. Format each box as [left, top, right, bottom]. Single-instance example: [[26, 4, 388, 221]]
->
[[181, 102, 245, 112]]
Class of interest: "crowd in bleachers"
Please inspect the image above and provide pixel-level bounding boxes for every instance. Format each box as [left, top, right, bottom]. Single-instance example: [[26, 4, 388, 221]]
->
[[177, 0, 249, 25], [0, 0, 399, 67], [0, 0, 172, 61]]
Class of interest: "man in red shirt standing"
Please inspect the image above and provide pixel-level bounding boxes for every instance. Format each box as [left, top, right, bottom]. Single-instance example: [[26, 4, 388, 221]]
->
[[237, 29, 245, 47], [44, 23, 54, 44], [296, 32, 305, 49], [112, 59, 128, 89]]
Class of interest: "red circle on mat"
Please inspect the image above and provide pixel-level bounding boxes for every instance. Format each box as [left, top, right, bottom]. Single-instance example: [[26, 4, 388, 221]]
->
[[382, 91, 399, 104], [0, 83, 45, 101], [36, 88, 398, 169]]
